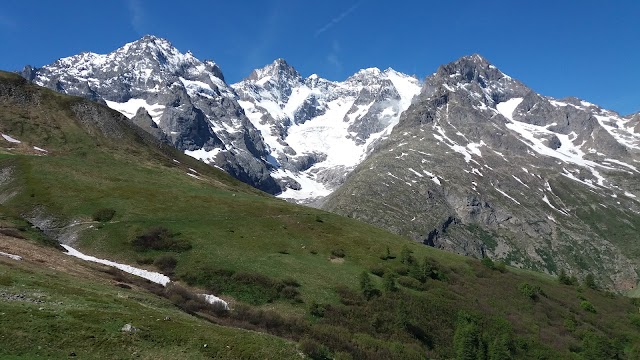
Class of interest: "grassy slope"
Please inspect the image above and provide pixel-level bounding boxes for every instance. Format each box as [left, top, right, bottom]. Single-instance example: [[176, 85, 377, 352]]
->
[[0, 236, 299, 359], [1, 71, 640, 358]]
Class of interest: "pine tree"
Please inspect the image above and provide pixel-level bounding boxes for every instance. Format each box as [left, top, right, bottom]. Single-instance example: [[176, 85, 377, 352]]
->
[[359, 271, 376, 300], [383, 272, 398, 293], [400, 245, 414, 265], [454, 312, 482, 360]]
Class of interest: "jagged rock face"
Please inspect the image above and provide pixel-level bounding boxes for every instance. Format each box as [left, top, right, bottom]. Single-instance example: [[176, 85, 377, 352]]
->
[[233, 63, 421, 203], [323, 55, 640, 290], [22, 35, 279, 194]]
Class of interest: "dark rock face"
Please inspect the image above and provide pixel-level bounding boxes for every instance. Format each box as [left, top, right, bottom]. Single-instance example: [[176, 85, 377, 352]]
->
[[131, 107, 168, 142], [324, 55, 640, 290], [22, 35, 278, 193]]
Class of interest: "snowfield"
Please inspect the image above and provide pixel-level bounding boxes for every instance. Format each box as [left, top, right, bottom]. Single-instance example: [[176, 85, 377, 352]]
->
[[62, 244, 229, 309], [0, 251, 22, 261]]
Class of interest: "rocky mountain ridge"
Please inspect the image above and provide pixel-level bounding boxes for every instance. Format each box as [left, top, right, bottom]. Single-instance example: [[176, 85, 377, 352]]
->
[[323, 54, 640, 290], [23, 35, 279, 192], [17, 37, 640, 289], [22, 36, 420, 199]]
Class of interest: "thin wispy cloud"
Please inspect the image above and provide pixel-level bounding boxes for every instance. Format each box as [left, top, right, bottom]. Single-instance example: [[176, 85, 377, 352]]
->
[[327, 40, 343, 74], [314, 1, 363, 37], [127, 0, 145, 35]]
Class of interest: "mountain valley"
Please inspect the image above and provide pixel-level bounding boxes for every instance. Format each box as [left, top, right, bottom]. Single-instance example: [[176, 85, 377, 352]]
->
[[1, 35, 640, 358]]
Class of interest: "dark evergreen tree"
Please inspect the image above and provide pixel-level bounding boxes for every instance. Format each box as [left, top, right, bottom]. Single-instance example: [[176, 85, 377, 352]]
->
[[359, 271, 376, 300]]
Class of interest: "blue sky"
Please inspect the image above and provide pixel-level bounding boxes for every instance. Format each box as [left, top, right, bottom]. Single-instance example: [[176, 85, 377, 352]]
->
[[0, 0, 638, 114]]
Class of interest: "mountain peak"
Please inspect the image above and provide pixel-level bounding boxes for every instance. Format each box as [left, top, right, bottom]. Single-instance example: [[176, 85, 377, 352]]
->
[[122, 35, 179, 56], [430, 53, 514, 89], [246, 58, 301, 84], [136, 34, 172, 46]]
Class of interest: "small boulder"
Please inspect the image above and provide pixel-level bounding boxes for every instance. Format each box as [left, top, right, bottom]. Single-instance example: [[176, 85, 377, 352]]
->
[[121, 323, 139, 333]]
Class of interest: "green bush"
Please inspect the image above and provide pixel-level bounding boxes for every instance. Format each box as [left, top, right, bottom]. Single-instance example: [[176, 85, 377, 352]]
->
[[383, 273, 398, 293], [629, 314, 640, 328], [299, 338, 332, 360], [281, 277, 300, 287], [564, 318, 577, 332], [518, 282, 542, 300], [92, 208, 115, 222], [181, 266, 302, 305], [558, 269, 577, 285], [400, 245, 415, 265], [331, 248, 345, 258], [360, 271, 379, 300], [281, 286, 302, 302], [131, 226, 191, 252], [394, 265, 409, 276], [136, 256, 154, 265], [370, 265, 385, 277], [397, 276, 424, 291], [494, 261, 507, 273], [309, 301, 326, 317], [163, 283, 227, 315], [481, 256, 495, 269], [580, 300, 596, 313], [584, 274, 597, 290], [154, 255, 177, 274]]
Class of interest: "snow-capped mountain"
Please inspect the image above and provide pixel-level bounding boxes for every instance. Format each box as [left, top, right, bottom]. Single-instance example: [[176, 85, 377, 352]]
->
[[18, 37, 640, 289], [22, 35, 280, 193], [22, 36, 420, 199], [323, 54, 640, 290], [232, 59, 420, 203]]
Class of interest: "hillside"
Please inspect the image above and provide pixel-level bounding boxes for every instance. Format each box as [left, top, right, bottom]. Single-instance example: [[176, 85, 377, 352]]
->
[[1, 71, 640, 358], [323, 55, 640, 291]]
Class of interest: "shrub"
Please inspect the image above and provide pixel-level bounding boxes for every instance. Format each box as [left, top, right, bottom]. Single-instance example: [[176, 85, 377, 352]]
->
[[383, 272, 398, 293], [281, 286, 302, 302], [0, 228, 25, 239], [394, 265, 409, 276], [331, 248, 345, 258], [92, 208, 116, 222], [281, 277, 300, 287], [154, 255, 177, 274], [300, 338, 332, 360], [558, 269, 577, 285], [564, 318, 577, 332], [136, 256, 154, 265], [131, 226, 191, 252], [181, 267, 302, 305], [518, 282, 541, 300], [584, 274, 597, 290], [163, 283, 217, 314], [335, 285, 363, 306], [360, 271, 379, 300], [481, 256, 495, 269], [370, 265, 385, 277], [309, 301, 326, 317], [629, 314, 640, 328], [494, 261, 507, 273], [400, 245, 415, 265], [580, 300, 596, 313], [397, 276, 424, 291]]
